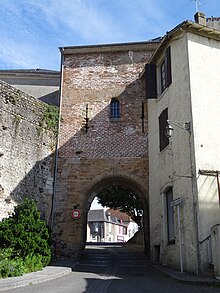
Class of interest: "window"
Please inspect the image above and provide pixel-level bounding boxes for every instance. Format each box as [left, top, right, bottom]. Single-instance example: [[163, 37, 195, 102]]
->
[[160, 60, 166, 93], [146, 46, 172, 99], [110, 98, 120, 118], [160, 46, 172, 94], [166, 188, 175, 244], [122, 227, 127, 235], [159, 108, 169, 151]]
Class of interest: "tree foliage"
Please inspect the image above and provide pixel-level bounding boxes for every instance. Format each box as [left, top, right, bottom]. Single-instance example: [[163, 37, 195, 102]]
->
[[96, 185, 143, 227], [0, 199, 52, 267]]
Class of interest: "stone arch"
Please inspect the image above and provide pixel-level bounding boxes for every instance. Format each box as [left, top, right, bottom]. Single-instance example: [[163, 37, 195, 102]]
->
[[84, 174, 148, 211], [82, 174, 149, 252], [53, 157, 149, 259]]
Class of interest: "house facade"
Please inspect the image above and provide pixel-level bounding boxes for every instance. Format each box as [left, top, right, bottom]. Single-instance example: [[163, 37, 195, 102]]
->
[[147, 13, 220, 276], [86, 209, 138, 243]]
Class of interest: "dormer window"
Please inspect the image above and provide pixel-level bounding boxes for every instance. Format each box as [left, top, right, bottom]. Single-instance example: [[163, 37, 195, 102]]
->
[[110, 98, 120, 118]]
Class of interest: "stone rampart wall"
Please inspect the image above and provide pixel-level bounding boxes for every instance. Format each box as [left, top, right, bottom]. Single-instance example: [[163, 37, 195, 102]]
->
[[0, 80, 56, 222]]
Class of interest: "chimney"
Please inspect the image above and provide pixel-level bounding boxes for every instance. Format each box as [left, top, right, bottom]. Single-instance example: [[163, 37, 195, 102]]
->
[[194, 12, 207, 26]]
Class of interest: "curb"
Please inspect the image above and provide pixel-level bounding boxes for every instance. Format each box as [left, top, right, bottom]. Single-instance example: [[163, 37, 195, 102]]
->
[[0, 265, 74, 292], [149, 263, 220, 287]]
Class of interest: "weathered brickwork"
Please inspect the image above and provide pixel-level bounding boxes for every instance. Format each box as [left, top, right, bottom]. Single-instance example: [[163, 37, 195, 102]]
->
[[0, 80, 56, 222], [53, 42, 159, 259]]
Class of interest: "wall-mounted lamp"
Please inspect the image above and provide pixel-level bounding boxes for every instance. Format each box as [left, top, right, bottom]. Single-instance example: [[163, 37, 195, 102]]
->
[[165, 120, 191, 139]]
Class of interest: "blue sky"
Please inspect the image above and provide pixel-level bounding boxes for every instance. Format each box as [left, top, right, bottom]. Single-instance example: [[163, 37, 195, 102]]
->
[[0, 0, 219, 70]]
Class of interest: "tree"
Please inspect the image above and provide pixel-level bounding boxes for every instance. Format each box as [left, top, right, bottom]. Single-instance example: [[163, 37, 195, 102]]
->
[[0, 198, 51, 267], [96, 185, 143, 227]]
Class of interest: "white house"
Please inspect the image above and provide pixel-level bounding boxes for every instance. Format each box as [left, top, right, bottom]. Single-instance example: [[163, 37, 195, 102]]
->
[[87, 209, 138, 243], [146, 13, 220, 277]]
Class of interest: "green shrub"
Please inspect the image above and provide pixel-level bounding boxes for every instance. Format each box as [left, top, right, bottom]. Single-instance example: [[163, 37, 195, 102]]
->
[[0, 248, 26, 278], [0, 199, 52, 278], [24, 254, 43, 272], [8, 258, 27, 277]]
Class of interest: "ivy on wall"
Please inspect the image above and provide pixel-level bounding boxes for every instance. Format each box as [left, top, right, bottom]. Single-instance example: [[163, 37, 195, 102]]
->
[[38, 105, 59, 136]]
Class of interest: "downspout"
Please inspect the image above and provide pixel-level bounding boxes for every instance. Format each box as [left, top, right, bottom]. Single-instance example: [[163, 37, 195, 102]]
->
[[50, 48, 65, 231]]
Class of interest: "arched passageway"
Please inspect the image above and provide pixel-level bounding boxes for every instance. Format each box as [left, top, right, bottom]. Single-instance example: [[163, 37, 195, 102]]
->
[[85, 176, 149, 250], [52, 172, 149, 260], [85, 176, 149, 252]]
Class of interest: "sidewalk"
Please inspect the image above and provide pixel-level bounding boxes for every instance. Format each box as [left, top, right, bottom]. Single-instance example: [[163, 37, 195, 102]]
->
[[150, 263, 220, 286], [0, 260, 78, 292], [127, 243, 220, 286]]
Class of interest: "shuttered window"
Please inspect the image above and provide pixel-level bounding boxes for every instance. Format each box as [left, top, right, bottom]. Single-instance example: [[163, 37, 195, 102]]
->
[[160, 46, 172, 93], [160, 60, 166, 93], [165, 46, 172, 87], [146, 46, 172, 98], [145, 64, 157, 99], [159, 108, 169, 151]]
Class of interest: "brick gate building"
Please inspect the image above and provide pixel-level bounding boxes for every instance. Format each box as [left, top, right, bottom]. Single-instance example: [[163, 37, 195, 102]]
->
[[52, 41, 159, 259]]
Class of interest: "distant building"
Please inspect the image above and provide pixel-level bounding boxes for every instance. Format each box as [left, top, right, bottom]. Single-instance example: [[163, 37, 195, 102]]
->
[[87, 209, 138, 243], [0, 68, 60, 106]]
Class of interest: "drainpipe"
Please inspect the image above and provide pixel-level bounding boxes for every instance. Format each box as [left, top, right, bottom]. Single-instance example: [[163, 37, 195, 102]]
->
[[50, 49, 64, 231]]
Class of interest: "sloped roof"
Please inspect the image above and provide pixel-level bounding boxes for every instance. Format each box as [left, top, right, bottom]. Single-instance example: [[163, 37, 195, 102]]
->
[[106, 209, 130, 222], [60, 40, 160, 55], [88, 209, 107, 222], [150, 20, 220, 63], [88, 209, 129, 227], [0, 68, 59, 74], [0, 69, 60, 80]]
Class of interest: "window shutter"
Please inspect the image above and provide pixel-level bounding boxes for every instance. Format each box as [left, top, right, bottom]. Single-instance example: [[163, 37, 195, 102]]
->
[[145, 63, 157, 99], [165, 46, 172, 87], [159, 108, 169, 151]]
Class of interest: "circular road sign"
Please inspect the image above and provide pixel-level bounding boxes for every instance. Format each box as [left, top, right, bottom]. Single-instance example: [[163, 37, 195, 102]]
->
[[71, 209, 81, 219]]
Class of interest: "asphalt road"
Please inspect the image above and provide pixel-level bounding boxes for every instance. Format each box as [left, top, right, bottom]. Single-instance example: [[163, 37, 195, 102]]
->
[[5, 244, 220, 293]]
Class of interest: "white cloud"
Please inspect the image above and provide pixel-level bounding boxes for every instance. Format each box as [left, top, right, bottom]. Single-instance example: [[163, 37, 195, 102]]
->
[[0, 36, 58, 69], [8, 0, 119, 43], [0, 0, 218, 69], [0, 0, 167, 69]]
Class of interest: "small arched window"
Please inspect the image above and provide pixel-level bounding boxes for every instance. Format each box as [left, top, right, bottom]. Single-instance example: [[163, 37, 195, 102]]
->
[[110, 98, 120, 118]]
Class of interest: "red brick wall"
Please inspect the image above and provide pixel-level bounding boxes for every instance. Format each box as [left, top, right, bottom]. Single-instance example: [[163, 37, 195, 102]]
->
[[54, 43, 158, 258]]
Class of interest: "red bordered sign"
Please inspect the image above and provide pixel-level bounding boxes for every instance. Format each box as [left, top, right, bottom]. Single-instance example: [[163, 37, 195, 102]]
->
[[71, 209, 81, 219]]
